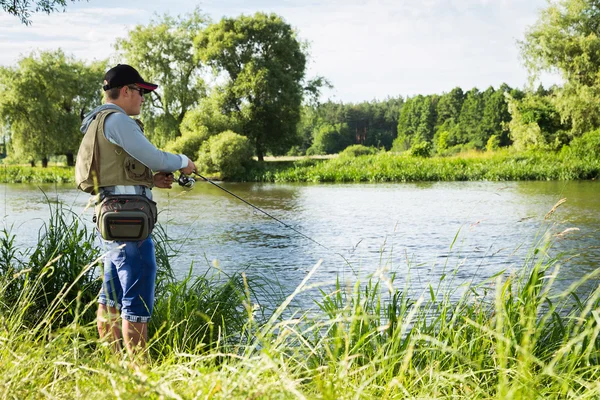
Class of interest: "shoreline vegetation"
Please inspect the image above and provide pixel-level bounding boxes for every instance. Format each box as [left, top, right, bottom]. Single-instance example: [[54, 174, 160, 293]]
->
[[2, 200, 600, 398], [2, 148, 599, 184]]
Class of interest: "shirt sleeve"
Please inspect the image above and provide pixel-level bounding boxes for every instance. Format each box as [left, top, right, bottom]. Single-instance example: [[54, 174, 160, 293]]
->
[[103, 113, 188, 172]]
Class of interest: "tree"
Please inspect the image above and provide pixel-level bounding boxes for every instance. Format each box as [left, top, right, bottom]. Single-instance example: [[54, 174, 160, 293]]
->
[[455, 88, 484, 146], [479, 85, 512, 147], [2, 0, 81, 24], [196, 12, 309, 161], [116, 8, 209, 147], [0, 50, 103, 166], [507, 92, 569, 151], [521, 0, 600, 135]]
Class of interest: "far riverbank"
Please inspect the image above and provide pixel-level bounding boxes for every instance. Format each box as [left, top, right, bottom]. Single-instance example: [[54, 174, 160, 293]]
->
[[2, 149, 598, 184]]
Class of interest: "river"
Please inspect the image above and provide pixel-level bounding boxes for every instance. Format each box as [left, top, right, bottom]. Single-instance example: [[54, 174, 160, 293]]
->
[[2, 180, 599, 308]]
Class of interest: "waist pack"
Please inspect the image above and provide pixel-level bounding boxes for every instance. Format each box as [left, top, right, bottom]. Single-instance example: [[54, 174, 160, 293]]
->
[[94, 195, 158, 241]]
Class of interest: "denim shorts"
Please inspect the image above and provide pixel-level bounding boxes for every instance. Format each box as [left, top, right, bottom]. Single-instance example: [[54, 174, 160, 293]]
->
[[98, 235, 157, 323]]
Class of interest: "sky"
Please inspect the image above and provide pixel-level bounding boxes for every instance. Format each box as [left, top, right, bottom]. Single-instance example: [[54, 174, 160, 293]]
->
[[0, 0, 562, 103]]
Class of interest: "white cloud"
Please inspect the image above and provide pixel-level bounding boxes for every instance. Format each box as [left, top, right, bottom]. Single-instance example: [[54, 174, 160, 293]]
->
[[0, 8, 150, 65], [0, 0, 561, 102]]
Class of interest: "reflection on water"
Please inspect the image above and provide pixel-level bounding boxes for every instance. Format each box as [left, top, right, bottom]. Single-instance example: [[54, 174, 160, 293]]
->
[[1, 181, 599, 308]]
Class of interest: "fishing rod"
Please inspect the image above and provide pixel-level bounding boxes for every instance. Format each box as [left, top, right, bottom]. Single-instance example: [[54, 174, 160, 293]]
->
[[178, 171, 331, 251]]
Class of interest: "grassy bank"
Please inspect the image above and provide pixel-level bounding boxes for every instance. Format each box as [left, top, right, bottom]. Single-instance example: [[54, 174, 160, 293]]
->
[[247, 150, 600, 182], [1, 201, 600, 398], [0, 165, 74, 183], [2, 149, 600, 184]]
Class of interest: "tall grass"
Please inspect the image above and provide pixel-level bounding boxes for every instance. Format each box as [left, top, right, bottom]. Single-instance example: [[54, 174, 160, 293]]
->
[[247, 150, 600, 182], [0, 165, 74, 183], [1, 149, 598, 184], [1, 201, 600, 398]]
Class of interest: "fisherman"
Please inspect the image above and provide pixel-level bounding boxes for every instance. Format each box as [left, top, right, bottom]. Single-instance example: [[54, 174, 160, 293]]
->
[[75, 64, 196, 357]]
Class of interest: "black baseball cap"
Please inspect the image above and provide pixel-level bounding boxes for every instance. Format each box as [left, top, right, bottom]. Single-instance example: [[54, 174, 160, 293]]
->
[[103, 64, 158, 94]]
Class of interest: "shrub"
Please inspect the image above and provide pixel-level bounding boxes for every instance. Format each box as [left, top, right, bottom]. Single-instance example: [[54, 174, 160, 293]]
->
[[197, 131, 254, 179], [286, 146, 304, 157], [164, 126, 210, 159], [410, 141, 432, 157], [486, 135, 500, 152], [391, 134, 411, 153], [308, 123, 352, 155], [568, 129, 600, 158], [339, 145, 378, 157], [435, 131, 450, 153]]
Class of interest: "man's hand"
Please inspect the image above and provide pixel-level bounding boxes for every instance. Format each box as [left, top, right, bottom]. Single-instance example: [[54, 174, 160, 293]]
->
[[180, 159, 196, 175], [153, 172, 174, 189]]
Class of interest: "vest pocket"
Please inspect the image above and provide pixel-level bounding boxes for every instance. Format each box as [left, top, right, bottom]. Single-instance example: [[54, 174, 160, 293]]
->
[[124, 156, 151, 181]]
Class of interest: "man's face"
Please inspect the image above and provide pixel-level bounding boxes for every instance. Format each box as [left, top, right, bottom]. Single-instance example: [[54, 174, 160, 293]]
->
[[122, 85, 145, 116]]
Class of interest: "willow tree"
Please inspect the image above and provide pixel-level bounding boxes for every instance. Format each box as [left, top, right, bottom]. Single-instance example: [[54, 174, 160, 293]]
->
[[521, 0, 600, 135], [196, 13, 308, 161], [2, 0, 82, 24], [0, 50, 104, 166]]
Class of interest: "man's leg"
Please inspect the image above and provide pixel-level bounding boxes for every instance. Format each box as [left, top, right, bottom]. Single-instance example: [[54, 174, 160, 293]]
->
[[97, 303, 122, 352], [120, 236, 157, 358], [98, 243, 124, 352], [123, 320, 148, 355]]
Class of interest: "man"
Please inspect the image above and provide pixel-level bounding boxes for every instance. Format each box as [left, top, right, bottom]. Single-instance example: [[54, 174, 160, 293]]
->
[[75, 64, 196, 356]]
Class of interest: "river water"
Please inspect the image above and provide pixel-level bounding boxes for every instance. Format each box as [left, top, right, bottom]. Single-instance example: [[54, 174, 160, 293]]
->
[[2, 181, 599, 308]]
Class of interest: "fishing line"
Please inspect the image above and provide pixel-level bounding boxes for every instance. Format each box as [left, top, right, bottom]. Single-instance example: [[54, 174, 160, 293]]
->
[[191, 171, 333, 252]]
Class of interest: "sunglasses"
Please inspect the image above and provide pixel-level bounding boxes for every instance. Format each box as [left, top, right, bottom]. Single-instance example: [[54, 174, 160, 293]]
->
[[127, 86, 144, 96]]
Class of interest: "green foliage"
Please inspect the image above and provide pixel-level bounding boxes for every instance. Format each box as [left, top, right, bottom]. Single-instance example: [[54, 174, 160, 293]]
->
[[181, 90, 242, 139], [507, 92, 569, 151], [435, 130, 450, 153], [397, 95, 437, 145], [307, 122, 352, 155], [0, 199, 101, 327], [116, 8, 208, 147], [391, 133, 411, 153], [486, 134, 500, 152], [150, 269, 249, 355], [0, 51, 105, 166], [197, 131, 254, 178], [455, 88, 484, 146], [410, 141, 432, 158], [163, 125, 209, 160], [0, 166, 74, 183], [521, 0, 600, 135], [567, 129, 600, 159], [1, 0, 82, 24], [338, 144, 378, 158], [196, 13, 307, 160], [252, 150, 600, 182]]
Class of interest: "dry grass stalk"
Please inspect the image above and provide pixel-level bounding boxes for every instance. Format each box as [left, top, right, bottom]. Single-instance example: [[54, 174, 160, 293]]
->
[[545, 198, 567, 220]]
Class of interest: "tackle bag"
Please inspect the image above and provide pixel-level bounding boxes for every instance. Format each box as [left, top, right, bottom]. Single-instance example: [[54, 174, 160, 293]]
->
[[94, 195, 157, 241]]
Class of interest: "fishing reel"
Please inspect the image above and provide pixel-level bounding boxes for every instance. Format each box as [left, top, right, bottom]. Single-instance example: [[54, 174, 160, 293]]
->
[[177, 173, 195, 188]]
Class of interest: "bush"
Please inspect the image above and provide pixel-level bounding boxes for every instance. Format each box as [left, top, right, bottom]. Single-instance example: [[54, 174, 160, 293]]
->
[[339, 145, 378, 157], [410, 141, 432, 157], [197, 131, 254, 179], [391, 134, 410, 153], [181, 92, 242, 137], [308, 123, 352, 155], [567, 129, 600, 158], [164, 126, 210, 159], [286, 146, 304, 157], [486, 135, 500, 152]]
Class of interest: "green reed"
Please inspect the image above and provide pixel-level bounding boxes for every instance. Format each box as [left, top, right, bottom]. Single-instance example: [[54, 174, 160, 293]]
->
[[247, 150, 600, 183], [0, 165, 74, 183]]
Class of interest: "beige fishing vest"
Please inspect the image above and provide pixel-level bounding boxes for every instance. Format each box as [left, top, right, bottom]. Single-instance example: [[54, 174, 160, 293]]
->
[[75, 109, 153, 194]]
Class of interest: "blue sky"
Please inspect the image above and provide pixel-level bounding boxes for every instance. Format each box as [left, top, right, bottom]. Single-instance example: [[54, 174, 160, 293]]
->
[[0, 0, 562, 103]]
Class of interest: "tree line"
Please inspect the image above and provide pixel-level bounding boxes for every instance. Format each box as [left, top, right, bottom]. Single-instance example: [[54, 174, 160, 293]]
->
[[0, 0, 599, 166]]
